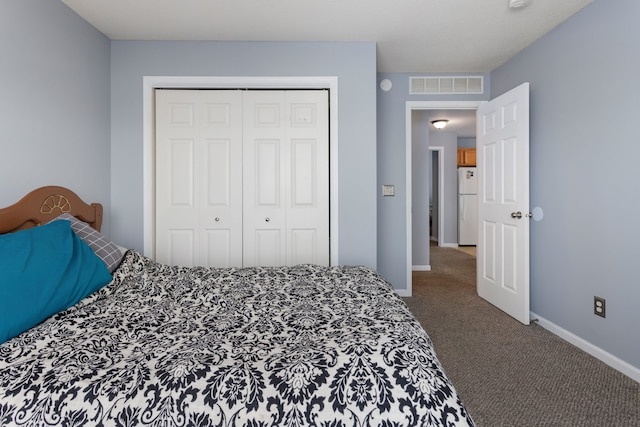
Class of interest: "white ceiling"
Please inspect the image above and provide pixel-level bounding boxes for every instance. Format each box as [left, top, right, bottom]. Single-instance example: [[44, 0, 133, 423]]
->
[[61, 0, 593, 73], [60, 0, 592, 139]]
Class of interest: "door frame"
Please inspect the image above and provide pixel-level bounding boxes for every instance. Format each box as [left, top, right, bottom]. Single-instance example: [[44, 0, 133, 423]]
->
[[405, 100, 483, 294], [142, 76, 339, 265]]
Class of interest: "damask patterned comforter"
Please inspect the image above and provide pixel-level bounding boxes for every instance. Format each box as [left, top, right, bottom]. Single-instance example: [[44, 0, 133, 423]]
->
[[0, 250, 474, 426]]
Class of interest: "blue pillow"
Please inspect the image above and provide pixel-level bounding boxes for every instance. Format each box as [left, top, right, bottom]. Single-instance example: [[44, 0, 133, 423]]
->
[[0, 220, 112, 344]]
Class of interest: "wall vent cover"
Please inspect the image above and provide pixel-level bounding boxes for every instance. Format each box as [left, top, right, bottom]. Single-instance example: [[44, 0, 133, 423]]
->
[[410, 76, 484, 95]]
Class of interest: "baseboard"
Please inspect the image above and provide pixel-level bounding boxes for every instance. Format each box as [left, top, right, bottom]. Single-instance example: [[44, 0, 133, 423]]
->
[[440, 243, 458, 248], [412, 265, 431, 271], [395, 289, 411, 297], [531, 312, 640, 383]]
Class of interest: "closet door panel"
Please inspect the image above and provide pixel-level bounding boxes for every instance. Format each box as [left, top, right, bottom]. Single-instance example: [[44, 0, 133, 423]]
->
[[156, 90, 243, 267], [162, 138, 198, 266], [155, 90, 199, 266], [290, 229, 317, 265], [255, 139, 281, 206], [201, 136, 242, 268], [254, 229, 282, 267], [205, 229, 232, 267], [291, 139, 316, 206], [169, 230, 195, 267], [285, 91, 330, 266], [243, 91, 287, 267], [169, 139, 195, 207], [205, 139, 231, 206], [199, 91, 243, 267]]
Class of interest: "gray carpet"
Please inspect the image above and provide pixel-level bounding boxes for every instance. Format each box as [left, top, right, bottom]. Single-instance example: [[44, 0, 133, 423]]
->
[[402, 245, 640, 427]]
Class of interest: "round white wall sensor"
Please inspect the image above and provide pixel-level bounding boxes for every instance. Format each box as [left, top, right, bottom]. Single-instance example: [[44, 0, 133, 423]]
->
[[380, 79, 392, 92]]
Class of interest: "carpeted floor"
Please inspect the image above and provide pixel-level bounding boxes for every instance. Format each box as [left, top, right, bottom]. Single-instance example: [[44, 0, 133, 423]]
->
[[403, 245, 640, 427]]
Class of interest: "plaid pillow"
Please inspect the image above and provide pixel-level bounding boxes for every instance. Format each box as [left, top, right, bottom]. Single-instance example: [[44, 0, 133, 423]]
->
[[51, 213, 124, 273]]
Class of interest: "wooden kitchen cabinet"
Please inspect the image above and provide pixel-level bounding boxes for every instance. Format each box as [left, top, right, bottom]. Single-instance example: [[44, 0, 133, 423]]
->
[[457, 148, 476, 167]]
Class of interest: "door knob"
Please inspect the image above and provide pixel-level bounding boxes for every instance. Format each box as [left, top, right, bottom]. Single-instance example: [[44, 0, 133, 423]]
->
[[214, 217, 220, 222], [265, 217, 270, 222], [511, 211, 522, 219]]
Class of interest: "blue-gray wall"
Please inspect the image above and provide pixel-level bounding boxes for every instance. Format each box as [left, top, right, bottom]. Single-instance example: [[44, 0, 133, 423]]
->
[[457, 137, 476, 149], [110, 41, 378, 268], [492, 0, 640, 370], [0, 1, 111, 234]]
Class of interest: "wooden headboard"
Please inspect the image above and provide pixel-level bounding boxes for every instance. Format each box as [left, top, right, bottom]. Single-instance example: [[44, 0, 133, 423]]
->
[[0, 186, 103, 234]]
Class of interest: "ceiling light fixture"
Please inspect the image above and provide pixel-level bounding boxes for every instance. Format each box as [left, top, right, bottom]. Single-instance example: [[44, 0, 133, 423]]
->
[[431, 120, 449, 130]]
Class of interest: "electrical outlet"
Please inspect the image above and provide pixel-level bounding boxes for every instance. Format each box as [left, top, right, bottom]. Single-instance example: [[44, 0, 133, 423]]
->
[[594, 296, 606, 318]]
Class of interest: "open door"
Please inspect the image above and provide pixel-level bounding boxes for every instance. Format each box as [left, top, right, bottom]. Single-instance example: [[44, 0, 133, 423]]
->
[[476, 83, 530, 325]]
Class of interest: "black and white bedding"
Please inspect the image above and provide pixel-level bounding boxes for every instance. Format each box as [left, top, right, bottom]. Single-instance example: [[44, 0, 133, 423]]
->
[[0, 250, 474, 427]]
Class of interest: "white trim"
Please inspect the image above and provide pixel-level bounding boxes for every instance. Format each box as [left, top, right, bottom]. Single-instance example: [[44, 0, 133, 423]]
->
[[428, 146, 445, 247], [406, 101, 484, 293], [406, 101, 485, 110], [440, 243, 458, 248], [143, 76, 339, 265], [532, 312, 640, 383], [394, 289, 412, 298], [405, 107, 413, 297], [412, 265, 432, 271]]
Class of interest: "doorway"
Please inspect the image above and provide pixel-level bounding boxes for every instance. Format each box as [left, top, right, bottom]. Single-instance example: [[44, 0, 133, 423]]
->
[[405, 101, 483, 294]]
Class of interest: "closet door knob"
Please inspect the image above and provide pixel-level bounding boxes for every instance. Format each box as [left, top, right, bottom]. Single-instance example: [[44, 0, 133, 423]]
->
[[265, 217, 270, 222], [215, 217, 220, 222]]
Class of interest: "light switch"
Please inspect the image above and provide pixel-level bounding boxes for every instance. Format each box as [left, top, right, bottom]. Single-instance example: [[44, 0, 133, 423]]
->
[[382, 185, 395, 196]]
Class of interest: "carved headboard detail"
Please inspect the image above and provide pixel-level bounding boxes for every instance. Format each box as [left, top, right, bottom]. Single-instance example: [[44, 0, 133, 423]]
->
[[40, 194, 72, 215]]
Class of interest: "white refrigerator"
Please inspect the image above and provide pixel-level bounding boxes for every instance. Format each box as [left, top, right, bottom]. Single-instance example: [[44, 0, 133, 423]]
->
[[458, 167, 478, 246]]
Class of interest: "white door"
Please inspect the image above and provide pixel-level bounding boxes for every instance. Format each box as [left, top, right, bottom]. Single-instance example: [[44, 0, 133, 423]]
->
[[242, 91, 287, 266], [156, 89, 329, 268], [285, 91, 330, 266], [155, 90, 243, 267], [476, 82, 530, 325], [243, 90, 329, 267]]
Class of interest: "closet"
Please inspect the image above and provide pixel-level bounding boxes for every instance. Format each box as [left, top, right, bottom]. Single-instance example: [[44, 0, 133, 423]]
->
[[154, 89, 329, 268]]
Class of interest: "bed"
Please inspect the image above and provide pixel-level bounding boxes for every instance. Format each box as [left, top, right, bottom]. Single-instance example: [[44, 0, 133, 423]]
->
[[0, 186, 474, 427]]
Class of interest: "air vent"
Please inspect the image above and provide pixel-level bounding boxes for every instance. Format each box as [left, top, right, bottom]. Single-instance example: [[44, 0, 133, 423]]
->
[[410, 76, 484, 95]]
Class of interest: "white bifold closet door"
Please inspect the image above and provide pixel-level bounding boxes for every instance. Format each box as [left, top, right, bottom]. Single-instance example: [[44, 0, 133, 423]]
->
[[155, 90, 243, 268], [155, 89, 329, 268]]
